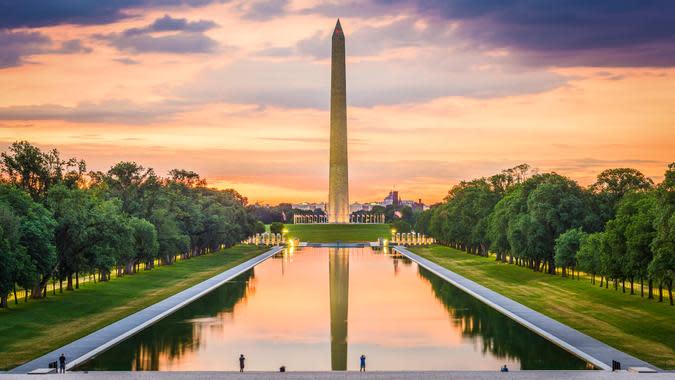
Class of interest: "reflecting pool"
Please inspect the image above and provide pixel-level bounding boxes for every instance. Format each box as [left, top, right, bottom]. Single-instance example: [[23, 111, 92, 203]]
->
[[77, 247, 590, 371]]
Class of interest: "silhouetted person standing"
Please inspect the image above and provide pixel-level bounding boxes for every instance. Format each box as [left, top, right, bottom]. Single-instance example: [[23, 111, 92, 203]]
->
[[58, 354, 66, 374], [360, 355, 366, 372], [501, 364, 509, 372], [239, 354, 245, 372]]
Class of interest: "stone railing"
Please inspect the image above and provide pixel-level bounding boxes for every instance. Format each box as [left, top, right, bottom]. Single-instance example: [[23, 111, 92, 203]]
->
[[389, 232, 434, 246]]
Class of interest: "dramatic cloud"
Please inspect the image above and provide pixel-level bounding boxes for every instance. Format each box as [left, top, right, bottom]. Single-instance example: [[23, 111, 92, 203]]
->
[[0, 30, 91, 68], [0, 0, 222, 28], [0, 30, 50, 68], [124, 14, 218, 35], [384, 0, 675, 67], [96, 15, 219, 54], [296, 18, 459, 59]]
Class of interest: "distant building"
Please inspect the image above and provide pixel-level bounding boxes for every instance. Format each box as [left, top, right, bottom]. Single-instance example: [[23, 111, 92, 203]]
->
[[292, 202, 327, 212], [383, 191, 400, 207], [350, 202, 374, 212], [294, 192, 426, 215], [401, 198, 425, 212]]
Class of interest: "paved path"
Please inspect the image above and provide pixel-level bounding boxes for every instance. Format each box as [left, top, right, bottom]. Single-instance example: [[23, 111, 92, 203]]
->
[[394, 246, 659, 372], [0, 370, 671, 380], [10, 247, 284, 374]]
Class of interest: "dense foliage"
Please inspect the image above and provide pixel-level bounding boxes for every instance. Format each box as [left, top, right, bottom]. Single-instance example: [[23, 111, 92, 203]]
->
[[0, 141, 256, 308], [420, 164, 674, 305]]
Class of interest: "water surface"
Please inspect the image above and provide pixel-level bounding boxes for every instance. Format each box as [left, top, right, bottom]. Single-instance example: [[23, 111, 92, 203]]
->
[[78, 247, 589, 371]]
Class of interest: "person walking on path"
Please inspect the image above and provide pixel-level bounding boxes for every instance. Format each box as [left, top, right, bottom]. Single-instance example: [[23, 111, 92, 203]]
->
[[239, 354, 246, 372], [500, 364, 509, 372], [359, 354, 366, 372], [58, 354, 66, 374]]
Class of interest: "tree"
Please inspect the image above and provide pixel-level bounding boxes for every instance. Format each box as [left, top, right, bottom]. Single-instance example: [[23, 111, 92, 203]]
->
[[414, 209, 433, 235], [623, 193, 658, 296], [102, 161, 158, 216], [555, 228, 586, 278], [0, 141, 83, 200], [390, 219, 412, 233], [0, 201, 23, 308], [603, 192, 658, 294], [649, 163, 674, 304], [591, 168, 654, 223], [488, 189, 523, 263], [47, 185, 100, 290], [270, 222, 284, 234], [577, 232, 603, 285], [254, 221, 266, 234], [430, 178, 502, 255], [649, 249, 674, 305], [0, 184, 57, 299], [127, 217, 159, 273], [85, 200, 133, 280]]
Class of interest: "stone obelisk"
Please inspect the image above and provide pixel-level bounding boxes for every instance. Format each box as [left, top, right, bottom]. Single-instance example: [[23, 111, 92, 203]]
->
[[328, 19, 350, 224]]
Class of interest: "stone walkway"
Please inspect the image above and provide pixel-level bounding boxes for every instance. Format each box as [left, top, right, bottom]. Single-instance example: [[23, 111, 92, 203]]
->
[[394, 246, 659, 372], [10, 247, 284, 374], [1, 370, 672, 380]]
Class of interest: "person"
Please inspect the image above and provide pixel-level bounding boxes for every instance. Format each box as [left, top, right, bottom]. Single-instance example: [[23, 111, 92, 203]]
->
[[58, 354, 66, 374], [500, 364, 509, 372], [239, 354, 245, 372], [360, 354, 366, 372]]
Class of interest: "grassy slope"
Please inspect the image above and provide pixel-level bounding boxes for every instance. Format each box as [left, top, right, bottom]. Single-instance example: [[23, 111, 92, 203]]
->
[[0, 245, 266, 370], [286, 223, 391, 242], [411, 245, 675, 369]]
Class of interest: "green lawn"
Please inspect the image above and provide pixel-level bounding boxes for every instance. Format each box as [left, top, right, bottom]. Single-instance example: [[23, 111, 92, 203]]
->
[[286, 223, 391, 242], [0, 245, 266, 371], [410, 245, 675, 369]]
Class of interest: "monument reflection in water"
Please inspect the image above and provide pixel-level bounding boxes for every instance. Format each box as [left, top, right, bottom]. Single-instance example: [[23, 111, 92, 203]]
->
[[77, 247, 590, 371]]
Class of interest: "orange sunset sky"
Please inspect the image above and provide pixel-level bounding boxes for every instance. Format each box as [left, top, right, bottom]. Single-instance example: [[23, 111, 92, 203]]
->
[[1, 1, 674, 204]]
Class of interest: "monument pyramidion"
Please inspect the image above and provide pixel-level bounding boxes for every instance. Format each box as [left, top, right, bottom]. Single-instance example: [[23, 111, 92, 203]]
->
[[328, 19, 350, 224]]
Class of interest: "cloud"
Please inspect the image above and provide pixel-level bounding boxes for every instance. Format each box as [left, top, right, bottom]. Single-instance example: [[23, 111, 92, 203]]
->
[[52, 39, 93, 54], [96, 14, 219, 54], [0, 30, 50, 68], [123, 14, 218, 35], [239, 0, 290, 21], [381, 0, 675, 67], [0, 31, 91, 68], [0, 99, 190, 123], [296, 18, 459, 59], [179, 48, 566, 108], [0, 0, 223, 29], [114, 57, 141, 65]]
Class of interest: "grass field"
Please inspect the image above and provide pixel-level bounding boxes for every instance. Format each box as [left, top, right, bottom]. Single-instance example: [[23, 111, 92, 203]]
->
[[410, 245, 675, 369], [286, 223, 391, 242], [0, 245, 266, 371]]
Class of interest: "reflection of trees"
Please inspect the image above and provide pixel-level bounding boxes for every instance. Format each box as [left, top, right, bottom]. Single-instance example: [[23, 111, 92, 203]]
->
[[417, 267, 588, 370], [78, 270, 255, 371]]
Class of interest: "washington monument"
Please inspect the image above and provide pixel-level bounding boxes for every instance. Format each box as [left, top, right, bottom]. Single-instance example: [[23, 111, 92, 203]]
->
[[328, 19, 350, 223]]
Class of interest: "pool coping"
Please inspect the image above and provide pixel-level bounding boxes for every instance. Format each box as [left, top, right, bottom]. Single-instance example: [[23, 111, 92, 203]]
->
[[10, 246, 284, 374], [393, 246, 660, 372]]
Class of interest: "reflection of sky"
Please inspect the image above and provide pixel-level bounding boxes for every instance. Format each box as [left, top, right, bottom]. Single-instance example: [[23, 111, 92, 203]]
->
[[128, 247, 537, 371]]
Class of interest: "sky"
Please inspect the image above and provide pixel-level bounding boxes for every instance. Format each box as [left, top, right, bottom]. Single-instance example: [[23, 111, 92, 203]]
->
[[1, 0, 674, 205]]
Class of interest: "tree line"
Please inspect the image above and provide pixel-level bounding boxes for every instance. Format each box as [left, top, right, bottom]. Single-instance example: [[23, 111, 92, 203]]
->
[[0, 141, 257, 308], [416, 164, 674, 305]]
